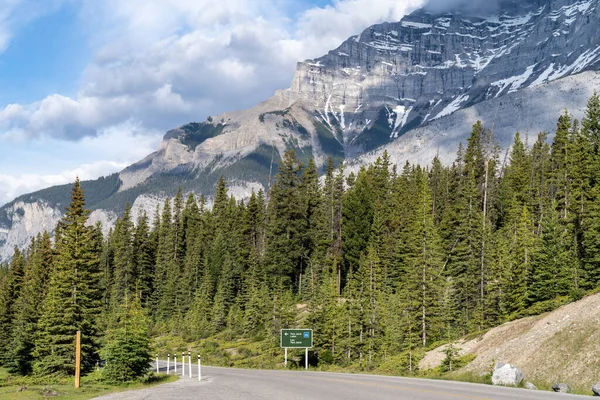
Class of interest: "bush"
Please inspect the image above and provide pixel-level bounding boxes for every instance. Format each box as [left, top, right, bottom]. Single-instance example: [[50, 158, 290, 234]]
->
[[319, 350, 334, 365], [102, 297, 152, 383], [440, 345, 460, 373]]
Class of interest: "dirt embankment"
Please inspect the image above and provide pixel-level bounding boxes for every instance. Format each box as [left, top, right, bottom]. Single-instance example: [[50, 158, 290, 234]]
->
[[420, 293, 600, 388]]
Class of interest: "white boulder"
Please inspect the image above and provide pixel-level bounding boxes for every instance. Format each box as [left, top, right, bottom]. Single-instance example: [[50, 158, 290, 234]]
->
[[491, 362, 524, 386]]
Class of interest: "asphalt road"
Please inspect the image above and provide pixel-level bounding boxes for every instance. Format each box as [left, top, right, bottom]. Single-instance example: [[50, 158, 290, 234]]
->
[[94, 361, 591, 400]]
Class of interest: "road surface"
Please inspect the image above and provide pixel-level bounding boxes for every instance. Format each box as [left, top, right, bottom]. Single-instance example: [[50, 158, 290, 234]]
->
[[94, 361, 590, 399]]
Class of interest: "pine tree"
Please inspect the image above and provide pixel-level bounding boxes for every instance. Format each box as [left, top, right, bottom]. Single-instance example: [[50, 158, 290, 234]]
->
[[110, 204, 135, 307], [264, 150, 306, 287], [133, 213, 154, 306], [530, 201, 578, 302], [0, 247, 25, 366], [504, 205, 537, 314], [242, 250, 269, 335], [343, 168, 374, 274], [34, 178, 103, 376], [186, 254, 214, 339], [7, 233, 52, 375], [102, 296, 151, 383], [550, 111, 574, 219], [581, 185, 600, 289]]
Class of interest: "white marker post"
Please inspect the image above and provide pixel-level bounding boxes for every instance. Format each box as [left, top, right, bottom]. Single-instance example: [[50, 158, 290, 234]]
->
[[174, 354, 177, 374], [182, 351, 185, 377], [305, 348, 308, 370], [188, 351, 192, 378], [198, 355, 202, 382], [167, 354, 170, 374], [156, 354, 159, 373], [284, 348, 288, 367]]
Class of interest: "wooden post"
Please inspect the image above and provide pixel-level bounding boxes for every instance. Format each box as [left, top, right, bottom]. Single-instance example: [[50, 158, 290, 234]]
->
[[75, 331, 81, 389]]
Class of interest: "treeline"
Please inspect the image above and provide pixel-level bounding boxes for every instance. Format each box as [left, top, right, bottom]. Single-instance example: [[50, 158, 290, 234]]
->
[[1, 93, 600, 376]]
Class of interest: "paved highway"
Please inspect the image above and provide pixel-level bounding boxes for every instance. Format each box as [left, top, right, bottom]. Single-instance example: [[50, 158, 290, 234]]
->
[[94, 362, 590, 399]]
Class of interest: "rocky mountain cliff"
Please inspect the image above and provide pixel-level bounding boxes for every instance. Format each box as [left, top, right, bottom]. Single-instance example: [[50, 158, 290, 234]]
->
[[2, 0, 600, 261]]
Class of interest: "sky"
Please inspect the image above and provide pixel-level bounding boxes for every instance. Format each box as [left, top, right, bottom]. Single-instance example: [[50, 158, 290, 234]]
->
[[0, 0, 426, 206]]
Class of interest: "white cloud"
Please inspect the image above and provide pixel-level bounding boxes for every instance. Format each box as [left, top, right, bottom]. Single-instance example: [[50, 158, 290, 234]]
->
[[295, 0, 425, 54], [1, 0, 424, 141], [0, 0, 425, 205], [0, 160, 127, 205], [0, 121, 161, 204], [0, 0, 65, 52]]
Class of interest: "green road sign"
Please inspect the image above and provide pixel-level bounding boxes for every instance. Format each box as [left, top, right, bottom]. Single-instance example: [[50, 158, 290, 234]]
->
[[281, 329, 313, 348]]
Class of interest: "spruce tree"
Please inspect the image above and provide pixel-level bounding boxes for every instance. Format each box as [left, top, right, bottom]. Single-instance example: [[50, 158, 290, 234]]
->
[[110, 204, 135, 307], [0, 247, 25, 366], [264, 150, 306, 287], [102, 296, 151, 383], [7, 234, 52, 375], [530, 201, 577, 302], [34, 178, 102, 376]]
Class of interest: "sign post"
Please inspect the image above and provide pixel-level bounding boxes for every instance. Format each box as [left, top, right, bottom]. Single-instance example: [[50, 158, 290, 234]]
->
[[280, 329, 313, 370], [75, 331, 81, 388]]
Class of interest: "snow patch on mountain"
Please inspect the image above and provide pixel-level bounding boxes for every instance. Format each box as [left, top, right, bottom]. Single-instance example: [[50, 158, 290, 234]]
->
[[350, 70, 600, 171]]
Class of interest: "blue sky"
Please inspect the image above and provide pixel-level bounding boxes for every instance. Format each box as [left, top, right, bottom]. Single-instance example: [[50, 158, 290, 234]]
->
[[0, 0, 423, 205], [0, 4, 88, 106]]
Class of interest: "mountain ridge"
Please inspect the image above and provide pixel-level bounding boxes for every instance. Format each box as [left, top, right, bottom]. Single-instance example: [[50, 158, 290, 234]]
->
[[2, 0, 600, 261]]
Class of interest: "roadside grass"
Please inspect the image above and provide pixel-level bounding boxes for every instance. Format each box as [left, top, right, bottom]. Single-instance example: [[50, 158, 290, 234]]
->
[[0, 368, 178, 400], [154, 334, 598, 397], [524, 379, 593, 396]]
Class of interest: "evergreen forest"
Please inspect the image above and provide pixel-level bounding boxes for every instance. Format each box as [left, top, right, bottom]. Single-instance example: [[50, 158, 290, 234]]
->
[[1, 93, 600, 379]]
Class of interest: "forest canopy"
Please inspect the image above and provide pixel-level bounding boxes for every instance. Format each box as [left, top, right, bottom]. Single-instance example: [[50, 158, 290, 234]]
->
[[1, 93, 600, 376]]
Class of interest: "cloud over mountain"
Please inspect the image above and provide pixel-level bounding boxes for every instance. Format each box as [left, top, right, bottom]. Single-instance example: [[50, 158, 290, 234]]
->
[[0, 0, 424, 205]]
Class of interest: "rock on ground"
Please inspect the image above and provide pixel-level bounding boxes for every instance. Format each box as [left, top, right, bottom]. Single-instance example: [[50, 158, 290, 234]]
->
[[552, 383, 571, 393], [491, 363, 524, 386], [592, 382, 600, 396], [524, 382, 537, 390]]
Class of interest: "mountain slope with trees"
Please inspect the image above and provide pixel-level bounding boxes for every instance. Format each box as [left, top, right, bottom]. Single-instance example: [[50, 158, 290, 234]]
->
[[1, 94, 600, 380]]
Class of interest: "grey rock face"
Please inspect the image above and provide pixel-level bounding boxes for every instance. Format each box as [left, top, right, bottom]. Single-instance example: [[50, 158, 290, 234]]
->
[[491, 362, 525, 386], [552, 383, 572, 393], [123, 0, 600, 191], [120, 0, 600, 190], [350, 70, 600, 174], [291, 0, 600, 141], [524, 382, 538, 390], [592, 383, 600, 396], [3, 0, 600, 261]]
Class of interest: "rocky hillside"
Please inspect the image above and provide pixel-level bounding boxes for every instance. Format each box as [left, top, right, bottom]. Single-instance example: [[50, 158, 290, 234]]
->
[[2, 0, 600, 261], [420, 292, 600, 389]]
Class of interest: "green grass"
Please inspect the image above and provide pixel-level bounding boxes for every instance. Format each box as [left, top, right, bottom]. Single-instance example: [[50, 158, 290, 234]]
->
[[0, 369, 178, 400]]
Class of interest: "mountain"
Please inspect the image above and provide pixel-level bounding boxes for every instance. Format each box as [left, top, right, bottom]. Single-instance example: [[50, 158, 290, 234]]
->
[[2, 0, 600, 261]]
